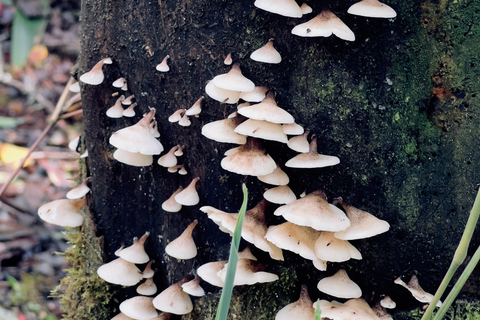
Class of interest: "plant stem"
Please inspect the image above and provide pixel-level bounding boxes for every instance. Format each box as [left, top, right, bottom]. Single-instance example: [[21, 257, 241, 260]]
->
[[421, 187, 480, 320], [215, 184, 248, 320], [432, 244, 480, 320]]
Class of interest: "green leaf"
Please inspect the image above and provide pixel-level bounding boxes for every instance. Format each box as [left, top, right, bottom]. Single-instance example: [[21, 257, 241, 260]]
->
[[0, 116, 24, 128], [215, 184, 248, 320], [11, 10, 47, 68]]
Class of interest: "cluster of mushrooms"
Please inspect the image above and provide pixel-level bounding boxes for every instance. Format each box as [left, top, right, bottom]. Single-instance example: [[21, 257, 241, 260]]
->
[[33, 0, 447, 318], [254, 0, 396, 41]]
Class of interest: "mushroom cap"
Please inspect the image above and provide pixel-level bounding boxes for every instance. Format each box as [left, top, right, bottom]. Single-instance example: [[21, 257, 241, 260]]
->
[[314, 231, 362, 262], [217, 259, 279, 286], [224, 53, 233, 65], [197, 261, 226, 287], [112, 77, 126, 88], [282, 122, 304, 135], [221, 137, 277, 176], [181, 277, 205, 297], [317, 269, 362, 299], [258, 165, 290, 186], [239, 86, 269, 102], [152, 279, 193, 315], [254, 0, 303, 18], [97, 257, 143, 286], [211, 63, 255, 92], [106, 96, 126, 118], [266, 222, 321, 261], [69, 81, 80, 93], [79, 58, 110, 85], [234, 119, 288, 143], [275, 285, 314, 320], [347, 0, 396, 18], [316, 298, 381, 320], [174, 177, 200, 206], [157, 146, 179, 167], [291, 8, 355, 41], [300, 3, 313, 14], [110, 313, 135, 320], [237, 92, 294, 124], [380, 296, 396, 309], [287, 130, 310, 153], [38, 198, 85, 227], [156, 55, 170, 72], [263, 185, 297, 204], [201, 116, 247, 145], [285, 136, 340, 168], [168, 109, 185, 123], [273, 190, 350, 232], [113, 149, 154, 167], [122, 102, 137, 117], [109, 110, 164, 155], [66, 178, 91, 199], [201, 200, 284, 261], [162, 187, 183, 212], [137, 277, 158, 296], [394, 275, 442, 307], [119, 296, 158, 320], [205, 81, 241, 104], [333, 199, 390, 240], [185, 96, 204, 116], [118, 232, 150, 264], [142, 260, 155, 278], [250, 40, 282, 64], [165, 220, 198, 260]]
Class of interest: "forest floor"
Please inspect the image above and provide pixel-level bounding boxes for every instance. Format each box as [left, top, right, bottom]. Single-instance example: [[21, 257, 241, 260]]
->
[[0, 0, 81, 318]]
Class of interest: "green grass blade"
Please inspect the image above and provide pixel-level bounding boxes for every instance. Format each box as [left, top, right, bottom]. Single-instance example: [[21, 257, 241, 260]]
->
[[11, 10, 47, 68], [215, 184, 248, 320], [314, 299, 322, 320]]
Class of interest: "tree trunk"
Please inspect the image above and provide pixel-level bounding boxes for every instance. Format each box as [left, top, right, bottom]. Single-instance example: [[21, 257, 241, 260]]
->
[[71, 0, 480, 318]]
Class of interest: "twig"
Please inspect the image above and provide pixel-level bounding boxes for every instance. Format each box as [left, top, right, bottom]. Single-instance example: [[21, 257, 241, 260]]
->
[[0, 77, 78, 198]]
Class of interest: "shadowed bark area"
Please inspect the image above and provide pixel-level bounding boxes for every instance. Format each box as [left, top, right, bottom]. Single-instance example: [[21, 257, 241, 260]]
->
[[77, 0, 480, 318]]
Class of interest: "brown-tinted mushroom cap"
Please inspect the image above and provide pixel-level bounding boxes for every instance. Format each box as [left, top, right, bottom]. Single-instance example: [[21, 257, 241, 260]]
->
[[291, 8, 355, 41], [221, 137, 277, 176], [217, 259, 279, 285], [266, 222, 321, 261], [285, 136, 340, 168], [201, 199, 284, 261], [174, 177, 200, 206], [316, 298, 381, 320], [118, 232, 150, 264], [394, 275, 442, 307], [152, 279, 193, 315], [275, 285, 314, 320], [333, 198, 390, 240], [165, 220, 198, 259], [274, 190, 350, 232]]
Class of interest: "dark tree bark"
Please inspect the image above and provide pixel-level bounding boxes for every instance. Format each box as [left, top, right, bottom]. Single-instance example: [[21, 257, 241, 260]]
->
[[75, 0, 480, 318]]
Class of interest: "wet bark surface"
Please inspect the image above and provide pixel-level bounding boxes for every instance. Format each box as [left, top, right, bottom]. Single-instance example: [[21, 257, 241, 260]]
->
[[78, 0, 480, 317]]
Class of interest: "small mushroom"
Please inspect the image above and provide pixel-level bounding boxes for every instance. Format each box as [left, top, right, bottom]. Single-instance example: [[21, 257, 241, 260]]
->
[[118, 232, 150, 264], [156, 55, 170, 72], [174, 177, 200, 206], [79, 57, 112, 85], [165, 220, 198, 260]]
